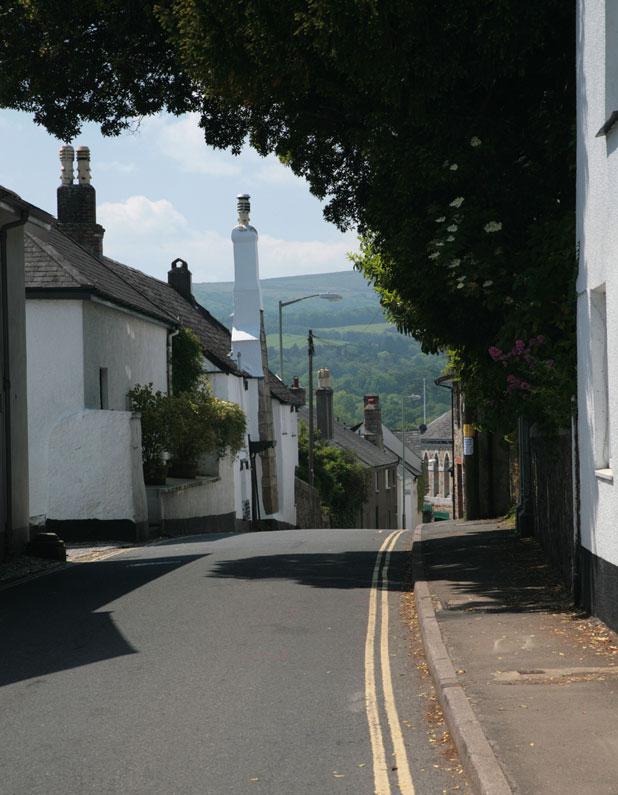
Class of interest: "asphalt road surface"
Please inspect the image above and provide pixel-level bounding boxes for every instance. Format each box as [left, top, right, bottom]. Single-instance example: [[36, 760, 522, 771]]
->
[[0, 528, 465, 794]]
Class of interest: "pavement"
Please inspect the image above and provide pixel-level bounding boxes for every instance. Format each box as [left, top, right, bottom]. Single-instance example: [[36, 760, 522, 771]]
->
[[414, 519, 618, 795]]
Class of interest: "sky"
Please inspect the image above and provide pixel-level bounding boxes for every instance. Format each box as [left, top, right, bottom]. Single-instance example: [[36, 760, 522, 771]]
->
[[0, 109, 358, 282]]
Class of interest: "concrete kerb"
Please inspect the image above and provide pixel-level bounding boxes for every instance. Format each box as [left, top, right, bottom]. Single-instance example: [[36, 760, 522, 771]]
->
[[412, 525, 513, 795]]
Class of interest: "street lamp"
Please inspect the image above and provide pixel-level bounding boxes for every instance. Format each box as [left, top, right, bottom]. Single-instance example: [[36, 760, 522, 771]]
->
[[401, 393, 421, 529], [278, 293, 342, 382]]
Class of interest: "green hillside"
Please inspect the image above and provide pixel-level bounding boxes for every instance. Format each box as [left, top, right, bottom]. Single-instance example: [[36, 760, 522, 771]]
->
[[193, 271, 449, 429]]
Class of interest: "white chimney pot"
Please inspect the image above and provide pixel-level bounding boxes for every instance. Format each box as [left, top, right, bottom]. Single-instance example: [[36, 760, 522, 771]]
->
[[59, 145, 74, 186]]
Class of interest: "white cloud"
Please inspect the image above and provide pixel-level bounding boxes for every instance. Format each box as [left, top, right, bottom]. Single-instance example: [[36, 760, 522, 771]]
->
[[99, 195, 188, 235], [146, 113, 241, 177], [143, 113, 303, 185], [98, 194, 356, 281], [97, 160, 136, 174]]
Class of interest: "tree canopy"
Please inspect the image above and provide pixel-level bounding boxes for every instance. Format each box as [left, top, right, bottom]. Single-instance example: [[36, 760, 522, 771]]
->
[[0, 1, 575, 426]]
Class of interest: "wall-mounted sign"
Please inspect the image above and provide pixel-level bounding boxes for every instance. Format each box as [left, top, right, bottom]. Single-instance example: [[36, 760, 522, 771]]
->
[[463, 436, 474, 456]]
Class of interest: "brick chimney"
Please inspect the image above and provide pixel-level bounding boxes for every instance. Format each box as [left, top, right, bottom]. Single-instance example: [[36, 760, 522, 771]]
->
[[168, 258, 193, 301], [56, 145, 105, 256], [290, 375, 306, 406], [316, 368, 334, 440], [363, 394, 384, 449]]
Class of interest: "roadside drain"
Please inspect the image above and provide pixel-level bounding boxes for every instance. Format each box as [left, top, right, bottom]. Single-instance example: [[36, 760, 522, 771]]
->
[[494, 666, 618, 684]]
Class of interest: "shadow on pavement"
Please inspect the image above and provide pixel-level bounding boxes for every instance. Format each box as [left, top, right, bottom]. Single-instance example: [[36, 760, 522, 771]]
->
[[0, 553, 208, 687], [420, 524, 572, 614], [209, 550, 410, 590]]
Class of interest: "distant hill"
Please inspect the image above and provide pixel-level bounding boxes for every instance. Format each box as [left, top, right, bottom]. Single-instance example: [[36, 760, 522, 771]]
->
[[193, 270, 449, 429]]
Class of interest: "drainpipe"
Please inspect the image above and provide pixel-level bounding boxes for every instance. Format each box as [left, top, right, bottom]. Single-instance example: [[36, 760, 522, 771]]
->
[[0, 209, 28, 556], [167, 327, 180, 394]]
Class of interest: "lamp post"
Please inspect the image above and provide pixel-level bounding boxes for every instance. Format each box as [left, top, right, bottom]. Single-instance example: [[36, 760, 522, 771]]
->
[[278, 293, 341, 382], [401, 393, 421, 529]]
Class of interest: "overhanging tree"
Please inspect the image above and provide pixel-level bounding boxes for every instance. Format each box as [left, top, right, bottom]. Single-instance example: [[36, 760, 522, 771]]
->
[[0, 1, 575, 426]]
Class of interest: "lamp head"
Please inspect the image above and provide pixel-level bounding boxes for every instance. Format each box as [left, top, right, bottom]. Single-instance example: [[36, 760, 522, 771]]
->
[[319, 293, 342, 301]]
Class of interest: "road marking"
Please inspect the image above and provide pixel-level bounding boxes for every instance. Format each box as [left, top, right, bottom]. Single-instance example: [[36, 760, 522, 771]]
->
[[365, 531, 397, 795], [381, 530, 415, 794]]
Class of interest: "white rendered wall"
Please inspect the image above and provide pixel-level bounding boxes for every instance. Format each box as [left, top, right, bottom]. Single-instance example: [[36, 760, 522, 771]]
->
[[26, 300, 85, 519], [82, 301, 168, 410], [271, 400, 298, 526], [396, 468, 418, 530], [577, 0, 618, 567], [208, 366, 252, 522], [47, 410, 147, 525], [151, 456, 235, 527]]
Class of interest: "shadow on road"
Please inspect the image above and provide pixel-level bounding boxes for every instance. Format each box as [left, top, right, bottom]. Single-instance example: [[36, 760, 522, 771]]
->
[[209, 550, 410, 590], [0, 553, 208, 687]]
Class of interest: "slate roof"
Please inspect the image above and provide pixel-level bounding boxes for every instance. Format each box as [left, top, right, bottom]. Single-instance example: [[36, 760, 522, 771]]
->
[[354, 421, 422, 476], [298, 406, 397, 469], [422, 410, 453, 442], [25, 225, 176, 326]]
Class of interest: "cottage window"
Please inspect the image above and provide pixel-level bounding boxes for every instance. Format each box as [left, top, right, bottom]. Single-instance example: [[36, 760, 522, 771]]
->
[[374, 470, 380, 492], [591, 285, 611, 470], [423, 453, 429, 495]]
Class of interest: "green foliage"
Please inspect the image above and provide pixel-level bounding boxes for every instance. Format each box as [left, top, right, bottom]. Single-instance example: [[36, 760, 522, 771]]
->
[[297, 421, 366, 525], [128, 382, 246, 480], [165, 383, 245, 466], [127, 383, 171, 483], [2, 3, 575, 428], [172, 327, 204, 394]]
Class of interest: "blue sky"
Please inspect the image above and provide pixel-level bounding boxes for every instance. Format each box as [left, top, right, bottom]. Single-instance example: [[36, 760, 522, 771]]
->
[[0, 109, 358, 282]]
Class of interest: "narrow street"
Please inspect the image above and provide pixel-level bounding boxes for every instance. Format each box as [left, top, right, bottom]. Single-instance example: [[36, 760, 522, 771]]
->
[[1, 529, 465, 794]]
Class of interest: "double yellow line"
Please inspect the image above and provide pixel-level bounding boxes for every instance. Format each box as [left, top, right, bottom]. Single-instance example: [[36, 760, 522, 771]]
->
[[364, 530, 415, 795]]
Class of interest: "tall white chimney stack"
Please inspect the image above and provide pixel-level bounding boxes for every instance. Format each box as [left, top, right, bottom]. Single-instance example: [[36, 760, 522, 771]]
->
[[231, 193, 264, 377]]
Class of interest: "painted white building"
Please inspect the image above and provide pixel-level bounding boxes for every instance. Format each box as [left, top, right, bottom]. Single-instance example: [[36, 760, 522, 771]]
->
[[577, 0, 618, 630], [24, 149, 176, 539]]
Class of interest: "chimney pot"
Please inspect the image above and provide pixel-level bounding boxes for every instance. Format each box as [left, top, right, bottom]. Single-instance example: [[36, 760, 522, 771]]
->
[[237, 193, 251, 226], [59, 145, 75, 186], [76, 146, 92, 185], [363, 394, 384, 449]]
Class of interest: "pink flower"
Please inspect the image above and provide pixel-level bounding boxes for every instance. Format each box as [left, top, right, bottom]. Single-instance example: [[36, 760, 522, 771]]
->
[[488, 346, 503, 361], [514, 339, 526, 354]]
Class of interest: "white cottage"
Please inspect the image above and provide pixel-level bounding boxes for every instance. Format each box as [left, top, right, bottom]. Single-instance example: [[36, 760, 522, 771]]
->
[[577, 1, 618, 630], [24, 147, 175, 540]]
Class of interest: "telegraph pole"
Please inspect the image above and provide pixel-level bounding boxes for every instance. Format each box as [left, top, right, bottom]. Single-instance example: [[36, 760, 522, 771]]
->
[[308, 329, 315, 490]]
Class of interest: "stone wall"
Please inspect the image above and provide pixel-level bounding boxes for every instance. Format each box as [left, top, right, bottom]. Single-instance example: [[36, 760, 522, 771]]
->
[[295, 477, 328, 529]]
